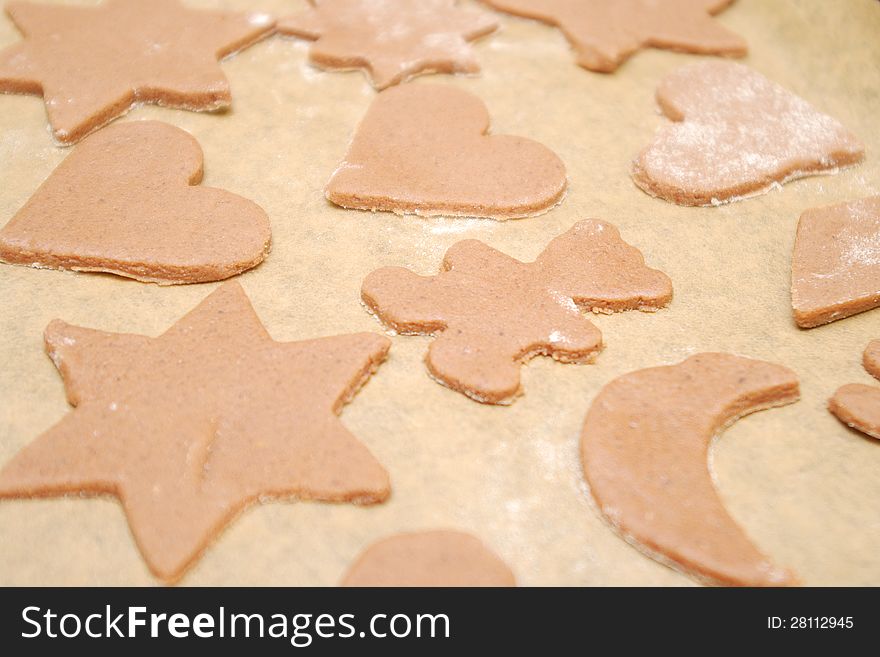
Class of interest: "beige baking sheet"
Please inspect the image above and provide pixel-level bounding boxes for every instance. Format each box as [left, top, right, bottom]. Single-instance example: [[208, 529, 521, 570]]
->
[[1, 0, 879, 586]]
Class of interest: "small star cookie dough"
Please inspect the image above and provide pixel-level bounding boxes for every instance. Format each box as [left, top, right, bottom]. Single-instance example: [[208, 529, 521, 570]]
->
[[278, 0, 497, 88]]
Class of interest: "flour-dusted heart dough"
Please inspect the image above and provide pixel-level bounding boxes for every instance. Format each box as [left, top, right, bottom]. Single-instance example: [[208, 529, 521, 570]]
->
[[326, 84, 567, 219], [791, 196, 880, 328], [0, 282, 391, 583], [278, 0, 498, 89], [581, 353, 800, 586], [0, 121, 271, 284], [362, 220, 672, 403], [632, 61, 865, 206], [0, 0, 275, 144], [483, 0, 746, 73], [341, 531, 515, 587], [829, 341, 880, 441]]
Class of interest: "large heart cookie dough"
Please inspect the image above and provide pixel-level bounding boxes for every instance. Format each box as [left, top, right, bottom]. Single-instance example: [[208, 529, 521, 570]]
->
[[278, 0, 497, 89], [632, 61, 864, 206], [0, 121, 272, 284], [326, 84, 567, 219], [483, 0, 746, 73], [0, 282, 391, 583], [0, 0, 274, 144]]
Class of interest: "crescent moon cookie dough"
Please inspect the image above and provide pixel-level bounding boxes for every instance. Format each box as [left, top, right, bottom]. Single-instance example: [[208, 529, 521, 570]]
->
[[0, 282, 392, 583], [828, 341, 880, 440], [362, 220, 672, 404], [631, 61, 865, 206], [341, 531, 516, 587], [482, 0, 746, 73], [0, 121, 272, 285], [277, 0, 498, 89], [325, 84, 567, 219], [581, 353, 800, 586], [0, 0, 275, 144], [791, 196, 880, 328]]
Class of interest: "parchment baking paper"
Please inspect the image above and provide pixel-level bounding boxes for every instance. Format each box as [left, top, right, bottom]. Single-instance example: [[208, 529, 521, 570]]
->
[[0, 0, 878, 586]]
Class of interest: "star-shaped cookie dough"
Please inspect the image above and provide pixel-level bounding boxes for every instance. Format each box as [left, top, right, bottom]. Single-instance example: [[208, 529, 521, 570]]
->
[[0, 282, 391, 582], [483, 0, 746, 73], [278, 0, 498, 89], [0, 0, 276, 143]]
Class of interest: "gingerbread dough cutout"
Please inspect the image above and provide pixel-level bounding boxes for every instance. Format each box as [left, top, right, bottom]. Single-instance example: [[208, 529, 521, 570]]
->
[[278, 0, 498, 89], [0, 282, 391, 582], [631, 61, 865, 206], [483, 0, 746, 73], [0, 0, 275, 144], [362, 220, 672, 404], [581, 353, 800, 586], [341, 531, 516, 587], [0, 121, 271, 285], [791, 196, 880, 328], [829, 341, 880, 440], [326, 84, 567, 219]]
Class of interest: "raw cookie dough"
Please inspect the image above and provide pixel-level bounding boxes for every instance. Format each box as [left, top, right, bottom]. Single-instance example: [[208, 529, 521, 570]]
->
[[829, 341, 880, 440], [0, 282, 391, 583], [0, 121, 272, 285], [791, 196, 880, 328], [0, 0, 275, 144], [278, 0, 498, 89], [865, 340, 880, 380], [631, 61, 865, 206], [581, 353, 800, 586], [362, 219, 672, 404], [482, 0, 745, 73], [341, 530, 516, 587], [325, 84, 567, 219]]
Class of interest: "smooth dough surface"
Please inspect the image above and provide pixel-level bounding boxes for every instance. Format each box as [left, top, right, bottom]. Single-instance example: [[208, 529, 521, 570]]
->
[[362, 219, 672, 404], [326, 83, 567, 219], [341, 530, 516, 586], [791, 196, 880, 328], [829, 341, 880, 440], [0, 121, 272, 284], [482, 0, 746, 72], [581, 353, 800, 586], [0, 282, 391, 582], [0, 0, 274, 143]]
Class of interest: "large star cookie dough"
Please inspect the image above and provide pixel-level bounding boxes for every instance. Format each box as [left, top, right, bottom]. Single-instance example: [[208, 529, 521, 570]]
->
[[0, 282, 391, 583], [0, 0, 275, 143]]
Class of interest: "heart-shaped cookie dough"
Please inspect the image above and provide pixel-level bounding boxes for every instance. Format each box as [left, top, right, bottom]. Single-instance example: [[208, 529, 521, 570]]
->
[[326, 84, 567, 219], [0, 121, 272, 284], [632, 61, 865, 206]]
